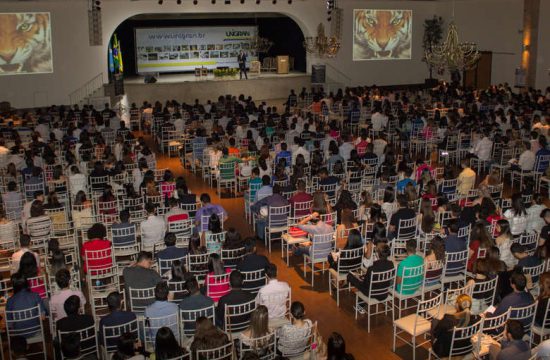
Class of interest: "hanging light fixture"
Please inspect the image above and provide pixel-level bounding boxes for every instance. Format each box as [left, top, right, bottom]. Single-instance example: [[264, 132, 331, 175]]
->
[[425, 1, 480, 74], [303, 23, 341, 58]]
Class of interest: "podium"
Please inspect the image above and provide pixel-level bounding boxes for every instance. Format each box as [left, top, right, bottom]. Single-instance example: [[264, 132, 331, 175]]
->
[[276, 55, 289, 74], [250, 60, 261, 75]]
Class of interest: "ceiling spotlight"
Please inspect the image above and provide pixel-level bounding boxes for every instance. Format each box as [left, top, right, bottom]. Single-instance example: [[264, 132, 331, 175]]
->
[[327, 16, 331, 21], [212, 0, 216, 3], [272, 0, 276, 4], [177, 0, 182, 3], [224, 0, 230, 4], [256, 0, 260, 4], [288, 0, 292, 3], [158, 0, 163, 4], [193, 0, 198, 4], [240, 0, 244, 3]]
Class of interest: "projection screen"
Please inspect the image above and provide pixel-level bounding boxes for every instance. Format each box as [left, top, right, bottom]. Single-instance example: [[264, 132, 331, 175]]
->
[[0, 12, 53, 75], [353, 9, 412, 61], [135, 26, 259, 73]]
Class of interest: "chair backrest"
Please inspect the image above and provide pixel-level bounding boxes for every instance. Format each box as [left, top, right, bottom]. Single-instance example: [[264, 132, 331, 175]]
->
[[292, 200, 313, 217], [83, 247, 113, 275], [158, 254, 188, 275], [221, 247, 246, 269], [519, 232, 539, 253], [422, 260, 444, 292], [448, 319, 483, 357], [167, 219, 192, 236], [443, 249, 469, 278], [523, 263, 544, 287], [111, 224, 137, 246], [179, 304, 216, 337], [224, 298, 257, 333], [201, 212, 225, 232], [239, 331, 277, 360], [399, 263, 425, 295], [266, 204, 291, 227], [336, 247, 364, 274], [368, 267, 396, 301], [143, 312, 180, 352], [241, 269, 267, 294], [396, 217, 417, 239], [188, 253, 210, 283], [195, 341, 233, 360], [128, 286, 156, 313], [5, 304, 44, 339], [206, 272, 231, 300], [309, 232, 335, 261], [482, 309, 509, 339], [509, 301, 538, 332], [416, 293, 443, 326], [471, 277, 498, 310], [58, 323, 98, 359], [101, 318, 139, 355]]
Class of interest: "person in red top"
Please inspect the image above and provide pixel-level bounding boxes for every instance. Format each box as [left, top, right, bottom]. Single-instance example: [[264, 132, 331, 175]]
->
[[421, 180, 438, 211], [467, 222, 494, 271], [81, 223, 113, 274], [205, 253, 232, 303], [289, 180, 313, 217], [164, 198, 189, 225]]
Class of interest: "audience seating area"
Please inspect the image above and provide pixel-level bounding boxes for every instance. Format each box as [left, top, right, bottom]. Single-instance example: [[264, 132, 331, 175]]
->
[[1, 84, 550, 359]]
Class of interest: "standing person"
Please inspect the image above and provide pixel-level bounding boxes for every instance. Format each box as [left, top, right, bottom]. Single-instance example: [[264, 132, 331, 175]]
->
[[238, 50, 248, 80]]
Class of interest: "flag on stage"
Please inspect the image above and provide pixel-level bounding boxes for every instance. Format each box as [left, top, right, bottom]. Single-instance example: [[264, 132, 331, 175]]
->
[[113, 34, 124, 73], [108, 45, 115, 73]]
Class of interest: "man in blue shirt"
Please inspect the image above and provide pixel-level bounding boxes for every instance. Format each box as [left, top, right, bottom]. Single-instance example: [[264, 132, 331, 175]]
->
[[144, 281, 179, 340], [111, 210, 136, 246], [275, 142, 292, 168], [488, 272, 534, 322], [99, 291, 137, 350], [156, 232, 188, 273], [511, 243, 542, 282], [6, 274, 47, 338], [251, 185, 289, 241], [254, 175, 273, 202], [179, 277, 215, 334], [396, 167, 416, 193]]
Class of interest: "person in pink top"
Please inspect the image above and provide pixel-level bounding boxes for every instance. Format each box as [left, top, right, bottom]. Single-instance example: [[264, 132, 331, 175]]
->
[[49, 268, 86, 321], [205, 254, 232, 303]]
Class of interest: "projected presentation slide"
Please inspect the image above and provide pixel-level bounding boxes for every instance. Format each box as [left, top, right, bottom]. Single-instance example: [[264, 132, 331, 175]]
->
[[135, 26, 259, 73], [353, 9, 412, 61], [0, 12, 53, 75]]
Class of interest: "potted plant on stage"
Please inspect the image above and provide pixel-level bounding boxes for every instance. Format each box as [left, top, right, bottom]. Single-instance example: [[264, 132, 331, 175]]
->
[[422, 15, 444, 88]]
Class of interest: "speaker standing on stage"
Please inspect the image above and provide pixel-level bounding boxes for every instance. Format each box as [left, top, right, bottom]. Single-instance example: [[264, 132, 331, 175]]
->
[[238, 50, 248, 80]]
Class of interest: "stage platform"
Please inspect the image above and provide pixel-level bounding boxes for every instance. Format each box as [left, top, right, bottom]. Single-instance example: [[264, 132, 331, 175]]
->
[[124, 71, 310, 104]]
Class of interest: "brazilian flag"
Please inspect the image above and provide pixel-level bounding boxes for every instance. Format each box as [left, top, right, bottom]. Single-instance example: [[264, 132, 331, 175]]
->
[[112, 34, 124, 73]]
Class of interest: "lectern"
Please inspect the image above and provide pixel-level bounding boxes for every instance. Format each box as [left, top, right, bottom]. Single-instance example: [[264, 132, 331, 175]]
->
[[276, 56, 289, 74]]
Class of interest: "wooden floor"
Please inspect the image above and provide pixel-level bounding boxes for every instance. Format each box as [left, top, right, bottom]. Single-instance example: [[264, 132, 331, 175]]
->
[[155, 146, 422, 360]]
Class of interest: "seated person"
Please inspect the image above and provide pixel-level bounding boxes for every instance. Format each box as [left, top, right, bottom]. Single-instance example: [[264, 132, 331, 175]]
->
[[50, 269, 86, 321], [395, 239, 423, 295], [293, 212, 334, 256], [6, 273, 47, 338], [487, 272, 534, 324], [111, 210, 136, 246], [276, 301, 314, 355], [237, 238, 270, 291], [256, 263, 291, 326], [81, 223, 112, 274], [144, 282, 179, 340], [56, 295, 95, 352], [190, 317, 230, 358], [178, 277, 215, 334], [328, 229, 364, 270], [347, 245, 394, 300], [156, 233, 188, 266], [99, 291, 137, 350], [430, 294, 480, 358], [205, 253, 232, 303], [216, 270, 255, 329], [488, 319, 531, 360]]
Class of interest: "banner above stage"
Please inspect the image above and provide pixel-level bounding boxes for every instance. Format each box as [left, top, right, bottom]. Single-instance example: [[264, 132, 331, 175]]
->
[[135, 26, 259, 73]]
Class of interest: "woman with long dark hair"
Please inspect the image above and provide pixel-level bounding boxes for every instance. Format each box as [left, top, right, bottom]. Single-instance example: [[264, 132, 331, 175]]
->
[[468, 223, 494, 271], [151, 327, 186, 360], [326, 332, 354, 360], [503, 193, 528, 236], [204, 253, 231, 302]]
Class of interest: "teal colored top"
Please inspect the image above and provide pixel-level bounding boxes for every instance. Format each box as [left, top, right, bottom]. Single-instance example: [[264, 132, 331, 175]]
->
[[396, 254, 424, 295], [248, 177, 263, 200]]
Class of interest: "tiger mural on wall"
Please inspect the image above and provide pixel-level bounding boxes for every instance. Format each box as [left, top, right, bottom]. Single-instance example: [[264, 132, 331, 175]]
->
[[353, 9, 412, 61], [0, 13, 53, 75]]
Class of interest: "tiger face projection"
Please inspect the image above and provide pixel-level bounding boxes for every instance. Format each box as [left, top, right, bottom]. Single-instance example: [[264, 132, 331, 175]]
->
[[0, 13, 53, 75], [353, 9, 412, 61]]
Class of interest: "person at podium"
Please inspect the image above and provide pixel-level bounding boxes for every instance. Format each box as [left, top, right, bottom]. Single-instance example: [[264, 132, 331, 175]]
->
[[238, 50, 248, 80]]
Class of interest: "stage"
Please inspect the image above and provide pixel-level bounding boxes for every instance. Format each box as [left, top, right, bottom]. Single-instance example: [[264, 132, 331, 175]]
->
[[123, 71, 310, 105]]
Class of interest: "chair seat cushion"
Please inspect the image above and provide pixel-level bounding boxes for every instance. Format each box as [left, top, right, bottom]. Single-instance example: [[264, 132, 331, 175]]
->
[[394, 314, 432, 336]]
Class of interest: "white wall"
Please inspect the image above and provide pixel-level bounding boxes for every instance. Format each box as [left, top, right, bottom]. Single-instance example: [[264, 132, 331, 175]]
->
[[0, 0, 539, 108], [437, 0, 523, 86], [536, 0, 550, 90]]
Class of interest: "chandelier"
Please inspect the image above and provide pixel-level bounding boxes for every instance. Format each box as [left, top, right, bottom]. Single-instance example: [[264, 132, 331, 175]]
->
[[303, 23, 341, 58], [252, 35, 273, 54], [425, 21, 481, 73]]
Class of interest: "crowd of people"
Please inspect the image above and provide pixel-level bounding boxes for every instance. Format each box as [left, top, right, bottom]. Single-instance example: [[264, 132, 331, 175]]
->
[[1, 82, 550, 359]]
